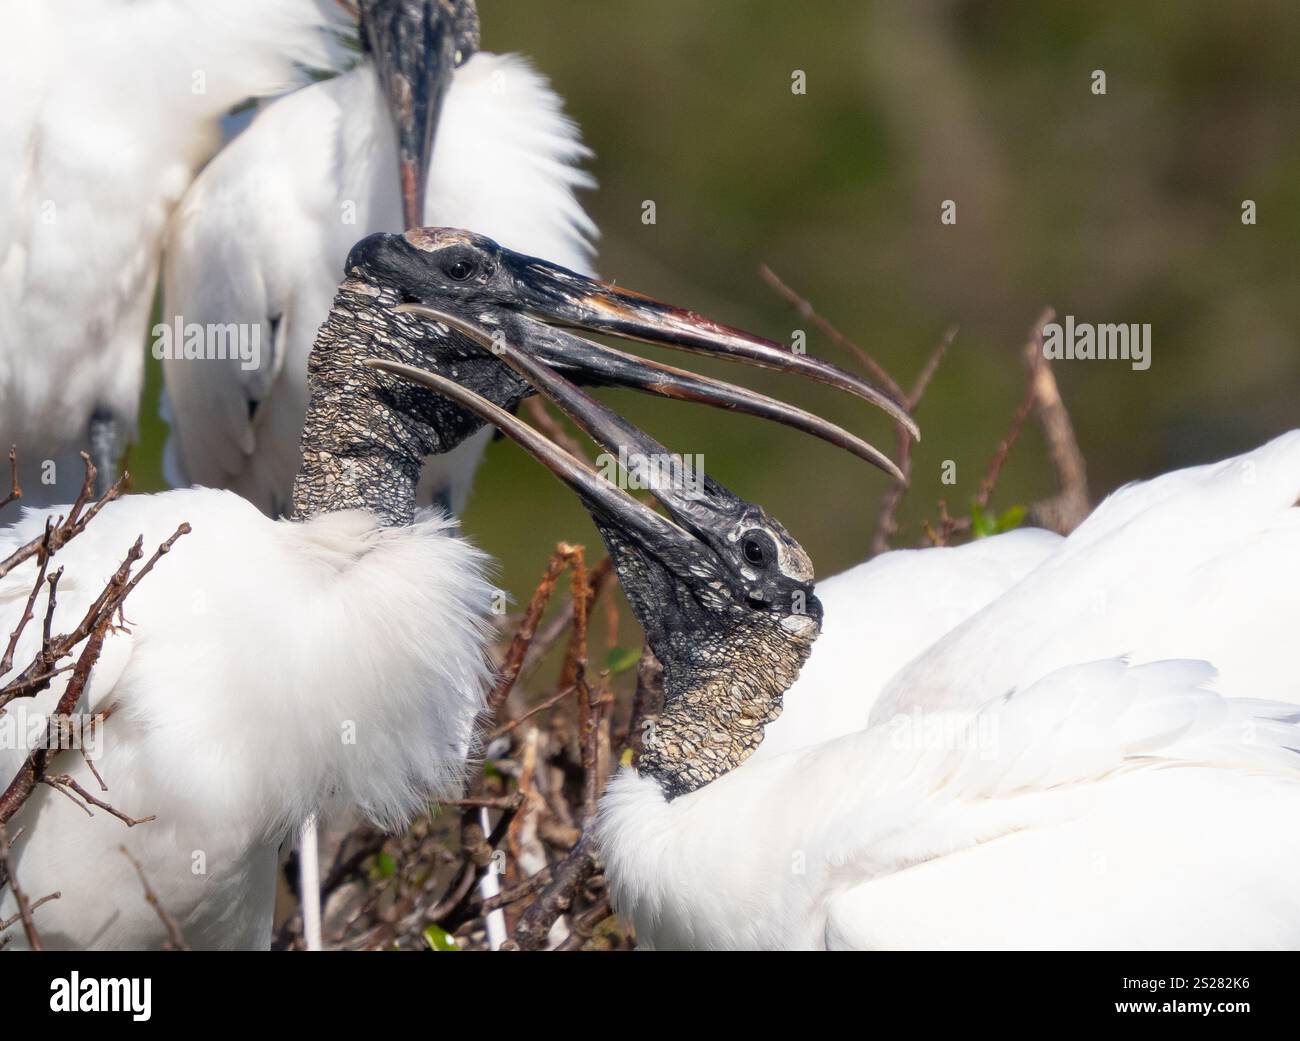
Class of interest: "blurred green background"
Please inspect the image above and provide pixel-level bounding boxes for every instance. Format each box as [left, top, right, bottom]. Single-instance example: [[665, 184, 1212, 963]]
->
[[134, 0, 1299, 608]]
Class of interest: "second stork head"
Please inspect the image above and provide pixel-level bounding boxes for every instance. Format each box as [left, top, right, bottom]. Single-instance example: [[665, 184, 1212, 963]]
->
[[368, 323, 829, 799]]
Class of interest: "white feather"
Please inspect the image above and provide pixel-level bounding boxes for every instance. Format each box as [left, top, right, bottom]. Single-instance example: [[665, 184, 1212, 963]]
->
[[0, 1, 351, 516], [0, 488, 494, 949], [597, 431, 1300, 949], [161, 51, 596, 515]]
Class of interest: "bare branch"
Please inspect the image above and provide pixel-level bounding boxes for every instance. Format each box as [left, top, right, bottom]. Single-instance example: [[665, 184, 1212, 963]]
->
[[1022, 308, 1091, 533], [120, 845, 189, 950], [760, 264, 907, 402], [0, 446, 19, 511]]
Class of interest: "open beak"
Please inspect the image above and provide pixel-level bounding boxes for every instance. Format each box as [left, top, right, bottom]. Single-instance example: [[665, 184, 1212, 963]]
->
[[362, 0, 479, 229], [399, 304, 906, 481], [489, 252, 919, 443], [364, 355, 696, 553]]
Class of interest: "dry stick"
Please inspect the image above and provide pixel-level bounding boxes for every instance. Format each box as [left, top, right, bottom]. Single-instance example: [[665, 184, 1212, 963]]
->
[[0, 524, 189, 827], [517, 557, 613, 684], [441, 794, 523, 812], [556, 895, 612, 951], [401, 547, 597, 942], [480, 866, 553, 914], [759, 264, 906, 402], [974, 377, 1037, 511], [0, 822, 54, 950], [558, 549, 601, 824], [0, 891, 59, 933], [0, 447, 19, 511], [0, 456, 125, 583], [624, 644, 664, 754], [1022, 308, 1091, 533], [120, 845, 190, 951], [43, 774, 155, 827], [0, 487, 151, 714], [487, 545, 579, 717], [870, 326, 958, 556], [505, 832, 598, 951], [524, 397, 590, 462], [0, 521, 53, 677], [488, 683, 577, 740]]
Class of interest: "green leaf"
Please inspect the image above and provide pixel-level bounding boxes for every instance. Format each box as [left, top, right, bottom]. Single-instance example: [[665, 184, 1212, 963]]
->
[[970, 501, 1027, 538], [604, 646, 641, 674], [994, 504, 1027, 533], [483, 761, 503, 781], [422, 924, 459, 951], [969, 501, 995, 538], [372, 851, 398, 879]]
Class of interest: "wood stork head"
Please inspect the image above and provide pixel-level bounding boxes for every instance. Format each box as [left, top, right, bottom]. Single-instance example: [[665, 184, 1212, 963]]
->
[[367, 323, 834, 800], [339, 227, 913, 474]]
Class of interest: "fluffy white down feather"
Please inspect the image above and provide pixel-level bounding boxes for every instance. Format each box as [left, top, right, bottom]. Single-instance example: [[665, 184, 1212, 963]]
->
[[0, 488, 494, 949], [0, 1, 350, 515], [598, 430, 1300, 950], [161, 51, 596, 516]]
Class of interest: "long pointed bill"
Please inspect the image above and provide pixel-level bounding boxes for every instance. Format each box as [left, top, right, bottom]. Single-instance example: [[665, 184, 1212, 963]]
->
[[396, 304, 906, 482], [384, 313, 784, 542], [362, 0, 479, 229], [362, 359, 692, 549], [499, 256, 919, 442]]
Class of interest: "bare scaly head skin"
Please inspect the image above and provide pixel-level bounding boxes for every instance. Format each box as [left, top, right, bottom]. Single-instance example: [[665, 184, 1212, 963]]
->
[[294, 227, 911, 524]]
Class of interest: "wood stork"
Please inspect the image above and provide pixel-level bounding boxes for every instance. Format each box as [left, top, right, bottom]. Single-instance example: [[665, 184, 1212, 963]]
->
[[0, 229, 900, 949], [161, 0, 596, 519], [420, 340, 1300, 948], [0, 0, 354, 518]]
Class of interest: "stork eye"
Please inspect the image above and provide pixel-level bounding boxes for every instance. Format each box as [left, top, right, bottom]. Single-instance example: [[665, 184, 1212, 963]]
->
[[741, 532, 773, 569], [445, 257, 477, 281]]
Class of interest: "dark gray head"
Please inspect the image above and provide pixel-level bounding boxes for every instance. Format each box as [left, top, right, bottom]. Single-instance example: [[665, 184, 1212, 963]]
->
[[345, 226, 912, 461], [295, 227, 913, 525]]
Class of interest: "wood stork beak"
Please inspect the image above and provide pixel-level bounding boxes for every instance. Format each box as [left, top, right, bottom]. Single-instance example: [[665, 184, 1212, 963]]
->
[[344, 227, 915, 478], [361, 0, 480, 229], [364, 354, 694, 552], [396, 304, 907, 481], [490, 249, 919, 443], [364, 329, 824, 653]]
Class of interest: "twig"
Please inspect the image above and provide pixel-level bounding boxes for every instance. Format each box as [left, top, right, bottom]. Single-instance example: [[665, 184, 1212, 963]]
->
[[524, 397, 590, 462], [488, 683, 577, 740], [518, 558, 614, 683], [870, 325, 958, 556], [505, 834, 598, 951], [0, 525, 189, 826], [974, 377, 1037, 510], [0, 521, 53, 677], [120, 845, 189, 950], [1022, 308, 1090, 533], [0, 822, 53, 950], [760, 264, 906, 402], [487, 545, 579, 716], [0, 446, 19, 510], [43, 774, 155, 827]]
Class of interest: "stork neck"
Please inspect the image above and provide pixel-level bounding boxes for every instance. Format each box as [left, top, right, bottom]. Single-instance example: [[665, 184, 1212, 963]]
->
[[291, 282, 431, 526], [635, 631, 810, 799]]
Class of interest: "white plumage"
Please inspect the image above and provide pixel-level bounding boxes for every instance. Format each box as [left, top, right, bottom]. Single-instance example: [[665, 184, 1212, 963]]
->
[[161, 50, 596, 515], [752, 526, 1062, 760], [598, 430, 1300, 949], [0, 488, 494, 948], [0, 0, 349, 515]]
